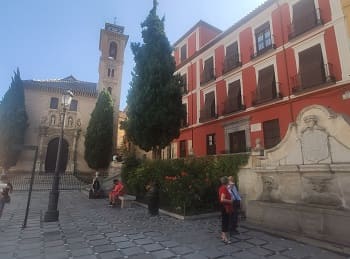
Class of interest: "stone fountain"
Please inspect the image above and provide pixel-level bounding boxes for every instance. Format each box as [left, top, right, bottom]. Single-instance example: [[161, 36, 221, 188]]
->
[[241, 105, 350, 247]]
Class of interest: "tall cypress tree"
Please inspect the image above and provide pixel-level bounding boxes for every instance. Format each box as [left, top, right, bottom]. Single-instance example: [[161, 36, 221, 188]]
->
[[0, 68, 28, 174], [124, 0, 185, 159], [84, 90, 114, 171]]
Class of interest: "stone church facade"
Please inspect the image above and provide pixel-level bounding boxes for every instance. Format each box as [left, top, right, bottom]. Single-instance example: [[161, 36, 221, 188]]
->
[[13, 23, 128, 174]]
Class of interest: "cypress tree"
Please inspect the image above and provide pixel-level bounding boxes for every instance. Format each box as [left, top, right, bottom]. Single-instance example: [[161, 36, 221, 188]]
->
[[124, 0, 185, 159], [0, 68, 28, 174], [84, 90, 114, 171]]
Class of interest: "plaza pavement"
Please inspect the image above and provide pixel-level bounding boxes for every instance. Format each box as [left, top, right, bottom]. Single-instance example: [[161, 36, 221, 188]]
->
[[0, 190, 349, 259]]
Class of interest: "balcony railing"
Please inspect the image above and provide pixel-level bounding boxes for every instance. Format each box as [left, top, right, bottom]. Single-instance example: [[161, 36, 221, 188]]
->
[[180, 119, 188, 128], [200, 71, 216, 86], [221, 98, 246, 115], [251, 35, 276, 60], [222, 55, 242, 75], [288, 8, 322, 40], [291, 63, 335, 93], [251, 82, 281, 106], [180, 85, 188, 95], [199, 107, 218, 123]]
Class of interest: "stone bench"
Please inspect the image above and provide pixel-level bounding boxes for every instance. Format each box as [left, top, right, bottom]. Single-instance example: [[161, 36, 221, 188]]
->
[[118, 194, 136, 208]]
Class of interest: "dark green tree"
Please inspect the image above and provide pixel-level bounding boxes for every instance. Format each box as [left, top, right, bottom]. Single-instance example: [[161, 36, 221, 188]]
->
[[0, 68, 28, 175], [84, 90, 114, 171], [123, 0, 185, 159]]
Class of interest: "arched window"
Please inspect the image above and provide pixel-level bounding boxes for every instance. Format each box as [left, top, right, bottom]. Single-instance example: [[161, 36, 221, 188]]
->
[[50, 115, 56, 126], [109, 42, 117, 59], [107, 87, 112, 94]]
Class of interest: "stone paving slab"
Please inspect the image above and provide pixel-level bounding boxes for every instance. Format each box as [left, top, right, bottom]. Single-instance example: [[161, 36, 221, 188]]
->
[[0, 191, 349, 259]]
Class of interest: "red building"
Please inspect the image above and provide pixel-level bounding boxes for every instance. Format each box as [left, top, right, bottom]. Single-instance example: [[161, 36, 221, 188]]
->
[[170, 0, 350, 158]]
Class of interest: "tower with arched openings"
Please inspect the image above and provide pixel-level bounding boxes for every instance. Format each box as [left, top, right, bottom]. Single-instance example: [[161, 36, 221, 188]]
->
[[98, 23, 129, 153]]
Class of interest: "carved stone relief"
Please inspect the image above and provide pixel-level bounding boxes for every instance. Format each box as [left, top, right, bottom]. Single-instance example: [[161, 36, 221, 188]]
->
[[300, 115, 330, 164], [301, 175, 342, 207], [259, 175, 280, 202]]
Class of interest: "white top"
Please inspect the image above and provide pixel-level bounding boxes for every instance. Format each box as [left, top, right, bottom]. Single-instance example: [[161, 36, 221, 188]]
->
[[0, 181, 7, 192]]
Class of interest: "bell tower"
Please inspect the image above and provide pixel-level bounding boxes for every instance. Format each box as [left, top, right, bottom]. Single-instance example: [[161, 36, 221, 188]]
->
[[98, 23, 128, 152]]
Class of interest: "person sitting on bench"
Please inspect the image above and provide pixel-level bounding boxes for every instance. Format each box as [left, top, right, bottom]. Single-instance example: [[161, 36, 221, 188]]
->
[[109, 179, 124, 207]]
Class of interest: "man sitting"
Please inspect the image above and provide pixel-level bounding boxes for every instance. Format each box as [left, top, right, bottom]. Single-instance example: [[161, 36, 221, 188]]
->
[[109, 179, 124, 207]]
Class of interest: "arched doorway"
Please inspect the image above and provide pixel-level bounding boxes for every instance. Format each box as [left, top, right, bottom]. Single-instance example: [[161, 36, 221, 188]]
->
[[45, 138, 69, 173]]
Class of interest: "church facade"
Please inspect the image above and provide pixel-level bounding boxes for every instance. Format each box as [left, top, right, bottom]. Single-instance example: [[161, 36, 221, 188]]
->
[[14, 23, 128, 174]]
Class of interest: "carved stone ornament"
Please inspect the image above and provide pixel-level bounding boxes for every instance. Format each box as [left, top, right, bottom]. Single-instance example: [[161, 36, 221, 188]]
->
[[40, 116, 48, 125], [300, 115, 330, 164], [76, 119, 81, 128]]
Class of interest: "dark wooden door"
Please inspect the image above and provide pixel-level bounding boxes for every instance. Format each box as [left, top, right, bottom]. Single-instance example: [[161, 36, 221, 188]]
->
[[45, 138, 69, 173], [229, 130, 247, 153]]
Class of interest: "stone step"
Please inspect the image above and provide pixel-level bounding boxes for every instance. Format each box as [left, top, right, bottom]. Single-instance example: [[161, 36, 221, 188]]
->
[[3, 174, 87, 191]]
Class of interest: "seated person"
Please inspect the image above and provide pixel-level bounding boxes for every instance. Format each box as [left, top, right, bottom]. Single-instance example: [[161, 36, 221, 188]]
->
[[109, 179, 124, 206], [89, 172, 103, 199]]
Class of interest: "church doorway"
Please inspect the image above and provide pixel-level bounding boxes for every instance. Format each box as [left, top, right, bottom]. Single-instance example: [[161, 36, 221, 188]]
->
[[45, 138, 69, 173]]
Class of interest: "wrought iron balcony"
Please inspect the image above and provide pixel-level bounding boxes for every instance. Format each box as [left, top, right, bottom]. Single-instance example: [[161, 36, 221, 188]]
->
[[288, 8, 322, 40], [200, 70, 216, 86], [251, 82, 282, 106], [250, 35, 276, 60], [291, 63, 335, 93], [221, 98, 246, 115], [222, 55, 242, 75], [180, 85, 188, 95], [199, 107, 218, 123]]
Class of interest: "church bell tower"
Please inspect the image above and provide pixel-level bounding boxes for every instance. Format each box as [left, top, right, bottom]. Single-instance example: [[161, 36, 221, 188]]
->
[[98, 23, 128, 153]]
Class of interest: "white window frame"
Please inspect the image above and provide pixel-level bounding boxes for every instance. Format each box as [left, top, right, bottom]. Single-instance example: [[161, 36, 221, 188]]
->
[[254, 56, 280, 95], [252, 18, 274, 54], [226, 73, 244, 105], [202, 86, 217, 115], [288, 0, 320, 24], [292, 32, 328, 73]]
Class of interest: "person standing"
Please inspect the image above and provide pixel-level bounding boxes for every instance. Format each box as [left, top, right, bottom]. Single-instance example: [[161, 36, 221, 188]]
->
[[218, 176, 233, 244], [146, 180, 160, 216], [228, 175, 241, 235]]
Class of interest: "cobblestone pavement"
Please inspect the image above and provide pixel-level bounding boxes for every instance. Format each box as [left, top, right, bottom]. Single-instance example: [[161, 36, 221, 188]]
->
[[0, 191, 348, 259]]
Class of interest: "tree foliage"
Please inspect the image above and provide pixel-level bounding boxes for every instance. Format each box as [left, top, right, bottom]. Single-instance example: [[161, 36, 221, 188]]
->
[[84, 90, 114, 170], [123, 0, 185, 159], [0, 68, 28, 171]]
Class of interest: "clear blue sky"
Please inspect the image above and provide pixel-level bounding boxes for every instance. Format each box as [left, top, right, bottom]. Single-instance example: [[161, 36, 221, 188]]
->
[[0, 0, 265, 110]]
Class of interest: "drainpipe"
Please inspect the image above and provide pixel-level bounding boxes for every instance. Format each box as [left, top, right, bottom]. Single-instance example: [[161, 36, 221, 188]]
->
[[276, 0, 295, 122]]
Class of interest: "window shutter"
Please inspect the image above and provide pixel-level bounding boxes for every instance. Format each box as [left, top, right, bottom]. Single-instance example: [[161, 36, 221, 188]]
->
[[257, 65, 275, 102], [299, 44, 325, 88], [227, 80, 241, 112], [293, 0, 316, 35], [204, 57, 214, 81], [205, 91, 215, 118], [263, 119, 280, 149], [181, 45, 187, 62], [180, 140, 187, 157]]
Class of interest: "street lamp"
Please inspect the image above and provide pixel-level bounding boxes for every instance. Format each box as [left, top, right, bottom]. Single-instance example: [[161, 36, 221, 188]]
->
[[44, 90, 73, 222]]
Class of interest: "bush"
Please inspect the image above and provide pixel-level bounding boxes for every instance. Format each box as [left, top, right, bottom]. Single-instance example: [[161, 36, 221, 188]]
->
[[121, 154, 248, 215]]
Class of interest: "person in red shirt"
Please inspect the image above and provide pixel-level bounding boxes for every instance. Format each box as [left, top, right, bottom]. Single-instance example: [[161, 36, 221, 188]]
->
[[109, 179, 124, 207], [218, 176, 233, 243]]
